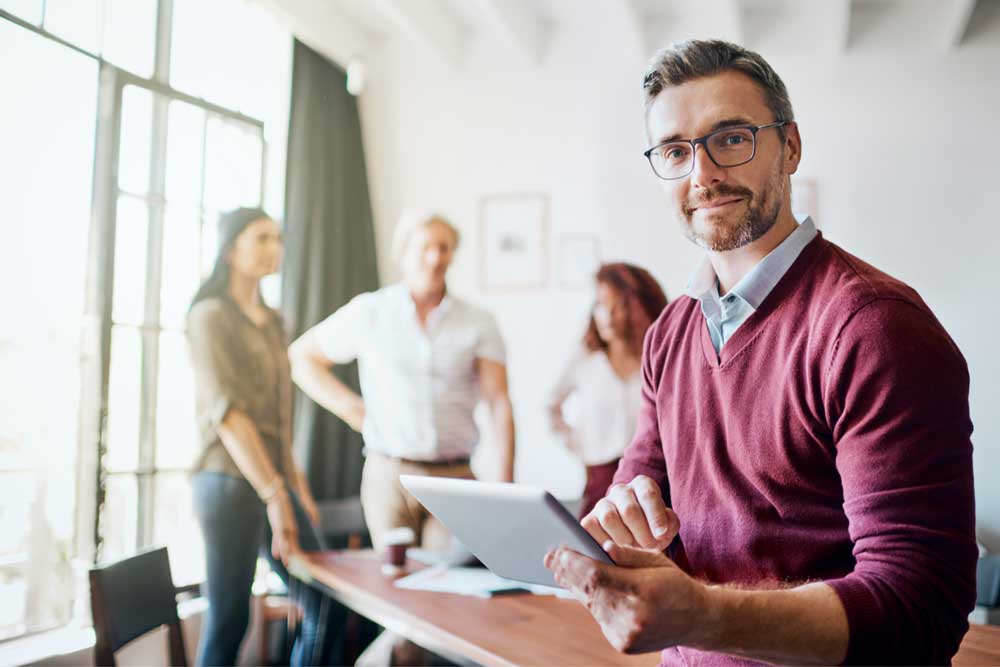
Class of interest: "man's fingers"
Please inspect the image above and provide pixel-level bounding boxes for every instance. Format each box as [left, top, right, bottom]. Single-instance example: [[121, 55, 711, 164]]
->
[[546, 547, 608, 601], [603, 541, 673, 569], [608, 484, 659, 548], [581, 512, 613, 549], [632, 476, 679, 549], [593, 497, 638, 547]]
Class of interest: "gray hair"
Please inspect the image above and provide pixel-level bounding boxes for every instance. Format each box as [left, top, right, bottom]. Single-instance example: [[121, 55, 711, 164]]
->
[[643, 40, 794, 129], [391, 210, 460, 264]]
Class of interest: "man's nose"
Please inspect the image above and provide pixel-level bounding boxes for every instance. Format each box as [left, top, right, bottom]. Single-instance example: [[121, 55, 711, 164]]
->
[[689, 143, 727, 190]]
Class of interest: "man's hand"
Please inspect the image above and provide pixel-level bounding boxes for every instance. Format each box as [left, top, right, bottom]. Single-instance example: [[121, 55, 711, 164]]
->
[[582, 475, 679, 551], [544, 543, 710, 654]]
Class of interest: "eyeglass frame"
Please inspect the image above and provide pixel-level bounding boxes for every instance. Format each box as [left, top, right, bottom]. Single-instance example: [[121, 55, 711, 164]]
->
[[643, 120, 790, 181]]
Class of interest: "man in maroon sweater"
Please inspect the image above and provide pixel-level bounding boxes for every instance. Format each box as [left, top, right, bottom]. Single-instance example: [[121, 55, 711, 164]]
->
[[544, 40, 976, 665]]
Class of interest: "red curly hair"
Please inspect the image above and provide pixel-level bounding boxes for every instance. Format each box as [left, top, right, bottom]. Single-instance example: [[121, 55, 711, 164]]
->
[[583, 262, 668, 356]]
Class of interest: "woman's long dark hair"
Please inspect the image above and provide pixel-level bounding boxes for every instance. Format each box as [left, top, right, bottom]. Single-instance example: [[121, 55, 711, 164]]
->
[[189, 207, 272, 311], [583, 262, 668, 356]]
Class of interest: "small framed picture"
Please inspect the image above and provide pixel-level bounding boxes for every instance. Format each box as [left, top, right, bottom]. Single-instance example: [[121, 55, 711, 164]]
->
[[478, 194, 548, 291], [556, 236, 602, 289]]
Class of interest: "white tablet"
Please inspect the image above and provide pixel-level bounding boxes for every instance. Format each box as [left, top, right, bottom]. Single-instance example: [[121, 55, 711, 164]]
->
[[399, 475, 613, 588]]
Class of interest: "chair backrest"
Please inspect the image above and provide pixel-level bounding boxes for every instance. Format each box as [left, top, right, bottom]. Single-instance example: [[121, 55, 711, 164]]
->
[[89, 546, 187, 666], [318, 495, 368, 548]]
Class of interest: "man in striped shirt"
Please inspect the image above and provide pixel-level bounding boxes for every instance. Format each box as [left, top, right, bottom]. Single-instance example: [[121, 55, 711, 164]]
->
[[290, 210, 516, 552]]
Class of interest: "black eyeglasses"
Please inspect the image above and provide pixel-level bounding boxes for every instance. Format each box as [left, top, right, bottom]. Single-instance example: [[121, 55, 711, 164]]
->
[[643, 120, 789, 180]]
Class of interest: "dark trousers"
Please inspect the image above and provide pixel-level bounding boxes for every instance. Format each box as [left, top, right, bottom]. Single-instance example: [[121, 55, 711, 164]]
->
[[192, 471, 335, 666]]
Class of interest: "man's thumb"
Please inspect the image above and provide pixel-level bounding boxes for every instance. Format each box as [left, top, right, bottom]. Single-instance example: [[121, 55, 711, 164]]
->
[[604, 542, 671, 568]]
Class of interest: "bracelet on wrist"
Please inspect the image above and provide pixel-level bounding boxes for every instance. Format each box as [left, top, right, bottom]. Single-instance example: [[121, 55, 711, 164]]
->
[[258, 477, 286, 504]]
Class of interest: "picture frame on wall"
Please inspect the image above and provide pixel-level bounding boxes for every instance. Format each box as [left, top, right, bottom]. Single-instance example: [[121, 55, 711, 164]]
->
[[556, 236, 602, 288], [478, 193, 548, 291]]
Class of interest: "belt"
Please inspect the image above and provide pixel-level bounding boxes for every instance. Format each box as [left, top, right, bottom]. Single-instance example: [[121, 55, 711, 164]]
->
[[395, 455, 471, 467]]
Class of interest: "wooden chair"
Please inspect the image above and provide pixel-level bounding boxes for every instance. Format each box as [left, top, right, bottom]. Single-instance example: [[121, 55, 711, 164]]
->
[[89, 546, 187, 667]]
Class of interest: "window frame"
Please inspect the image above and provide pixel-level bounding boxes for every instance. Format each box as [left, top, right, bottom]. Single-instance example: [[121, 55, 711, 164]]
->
[[0, 0, 268, 640]]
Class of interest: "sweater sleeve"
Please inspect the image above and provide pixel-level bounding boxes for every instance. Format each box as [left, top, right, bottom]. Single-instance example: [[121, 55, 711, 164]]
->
[[612, 319, 669, 499], [823, 298, 976, 666]]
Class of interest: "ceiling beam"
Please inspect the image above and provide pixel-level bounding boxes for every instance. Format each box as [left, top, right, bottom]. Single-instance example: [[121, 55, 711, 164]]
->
[[474, 0, 550, 64], [939, 0, 978, 50], [373, 0, 467, 67], [248, 0, 370, 69]]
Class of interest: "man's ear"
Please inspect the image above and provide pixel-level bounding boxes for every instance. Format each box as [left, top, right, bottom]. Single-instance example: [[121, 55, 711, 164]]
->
[[784, 122, 802, 176]]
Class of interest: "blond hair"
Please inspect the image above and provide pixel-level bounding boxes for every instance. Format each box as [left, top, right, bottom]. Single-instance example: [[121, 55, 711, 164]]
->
[[391, 210, 460, 263]]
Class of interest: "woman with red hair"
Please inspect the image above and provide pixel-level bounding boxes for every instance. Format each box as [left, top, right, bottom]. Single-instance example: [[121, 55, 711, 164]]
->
[[548, 262, 668, 518]]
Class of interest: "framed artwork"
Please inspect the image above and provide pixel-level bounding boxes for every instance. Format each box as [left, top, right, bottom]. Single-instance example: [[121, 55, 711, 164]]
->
[[556, 236, 602, 288], [478, 193, 548, 291]]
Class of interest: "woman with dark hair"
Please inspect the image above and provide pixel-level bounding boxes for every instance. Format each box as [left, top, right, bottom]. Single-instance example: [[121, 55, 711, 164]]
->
[[548, 262, 668, 518], [187, 207, 330, 666]]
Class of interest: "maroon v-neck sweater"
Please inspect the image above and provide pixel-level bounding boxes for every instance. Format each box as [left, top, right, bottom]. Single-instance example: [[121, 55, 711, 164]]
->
[[614, 233, 976, 666]]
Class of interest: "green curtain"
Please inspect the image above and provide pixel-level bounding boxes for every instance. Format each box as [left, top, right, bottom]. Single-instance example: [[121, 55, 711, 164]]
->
[[282, 39, 379, 501]]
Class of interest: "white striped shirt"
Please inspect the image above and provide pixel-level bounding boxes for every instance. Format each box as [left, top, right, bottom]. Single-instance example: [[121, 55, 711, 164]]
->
[[313, 283, 506, 461]]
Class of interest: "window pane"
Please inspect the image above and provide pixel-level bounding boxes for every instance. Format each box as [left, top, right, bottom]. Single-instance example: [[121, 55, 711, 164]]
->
[[119, 85, 152, 196], [0, 471, 34, 562], [0, 20, 97, 639], [44, 0, 104, 54], [156, 331, 199, 469], [112, 196, 149, 325], [106, 326, 142, 473], [170, 0, 284, 119], [165, 99, 205, 207], [0, 466, 80, 636], [102, 0, 156, 78], [99, 474, 138, 563], [160, 207, 202, 329], [0, 474, 33, 640], [204, 117, 263, 212], [152, 473, 204, 585], [201, 212, 220, 278], [0, 569, 29, 640], [0, 0, 43, 24]]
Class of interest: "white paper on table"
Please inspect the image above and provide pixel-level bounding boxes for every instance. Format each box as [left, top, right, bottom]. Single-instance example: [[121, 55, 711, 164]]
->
[[393, 565, 575, 599]]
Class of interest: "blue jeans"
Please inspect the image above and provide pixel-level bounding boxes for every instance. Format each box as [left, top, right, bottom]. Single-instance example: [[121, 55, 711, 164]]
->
[[192, 472, 334, 666]]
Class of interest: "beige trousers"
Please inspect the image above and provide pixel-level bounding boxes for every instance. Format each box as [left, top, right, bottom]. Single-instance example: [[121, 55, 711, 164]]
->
[[359, 452, 474, 552]]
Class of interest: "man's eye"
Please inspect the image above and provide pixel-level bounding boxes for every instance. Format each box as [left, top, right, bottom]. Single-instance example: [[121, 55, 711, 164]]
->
[[721, 132, 747, 146], [661, 146, 689, 162]]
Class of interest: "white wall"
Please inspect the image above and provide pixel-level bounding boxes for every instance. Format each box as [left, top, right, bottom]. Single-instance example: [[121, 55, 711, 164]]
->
[[355, 3, 1000, 546]]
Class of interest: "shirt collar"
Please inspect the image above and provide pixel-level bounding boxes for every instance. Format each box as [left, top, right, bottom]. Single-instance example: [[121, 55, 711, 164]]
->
[[685, 216, 818, 309], [394, 282, 453, 327]]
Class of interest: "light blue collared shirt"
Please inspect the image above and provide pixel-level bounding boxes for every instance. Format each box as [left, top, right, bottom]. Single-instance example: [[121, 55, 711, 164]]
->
[[686, 217, 818, 354]]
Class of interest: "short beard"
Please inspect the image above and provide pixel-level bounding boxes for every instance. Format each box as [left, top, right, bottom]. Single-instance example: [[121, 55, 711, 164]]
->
[[681, 172, 785, 252]]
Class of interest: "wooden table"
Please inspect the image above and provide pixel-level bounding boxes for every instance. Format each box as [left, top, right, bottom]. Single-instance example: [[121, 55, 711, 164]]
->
[[955, 622, 1000, 666], [291, 550, 1000, 667], [291, 550, 658, 666]]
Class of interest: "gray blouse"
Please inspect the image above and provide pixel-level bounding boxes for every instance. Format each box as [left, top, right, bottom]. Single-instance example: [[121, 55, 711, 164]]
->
[[186, 296, 295, 481]]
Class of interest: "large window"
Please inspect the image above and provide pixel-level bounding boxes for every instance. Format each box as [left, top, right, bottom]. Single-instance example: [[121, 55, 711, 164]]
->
[[0, 18, 98, 641], [0, 0, 290, 642], [100, 84, 266, 587]]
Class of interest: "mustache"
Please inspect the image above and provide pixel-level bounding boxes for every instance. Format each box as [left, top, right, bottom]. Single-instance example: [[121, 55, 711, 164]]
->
[[683, 184, 755, 216]]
